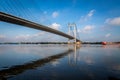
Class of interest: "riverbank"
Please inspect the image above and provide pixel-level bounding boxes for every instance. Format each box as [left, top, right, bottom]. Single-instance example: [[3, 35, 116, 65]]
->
[[0, 42, 120, 45]]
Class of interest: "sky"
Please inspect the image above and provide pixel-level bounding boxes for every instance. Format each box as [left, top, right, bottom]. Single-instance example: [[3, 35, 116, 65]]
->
[[0, 0, 120, 42]]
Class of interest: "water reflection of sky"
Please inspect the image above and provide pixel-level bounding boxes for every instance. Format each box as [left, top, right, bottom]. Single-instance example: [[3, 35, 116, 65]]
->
[[0, 44, 120, 80], [0, 45, 70, 70]]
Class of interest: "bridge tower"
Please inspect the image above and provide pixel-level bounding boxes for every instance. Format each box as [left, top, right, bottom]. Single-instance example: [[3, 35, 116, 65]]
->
[[68, 23, 81, 45], [68, 23, 77, 44]]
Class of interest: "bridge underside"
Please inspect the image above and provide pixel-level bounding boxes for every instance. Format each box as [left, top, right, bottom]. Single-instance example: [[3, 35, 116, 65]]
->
[[0, 12, 80, 42]]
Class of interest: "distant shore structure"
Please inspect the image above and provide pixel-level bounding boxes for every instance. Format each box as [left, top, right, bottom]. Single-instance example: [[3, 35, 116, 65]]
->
[[102, 42, 107, 45]]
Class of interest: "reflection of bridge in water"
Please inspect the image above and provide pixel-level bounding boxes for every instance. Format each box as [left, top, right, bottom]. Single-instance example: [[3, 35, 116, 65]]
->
[[0, 46, 80, 79]]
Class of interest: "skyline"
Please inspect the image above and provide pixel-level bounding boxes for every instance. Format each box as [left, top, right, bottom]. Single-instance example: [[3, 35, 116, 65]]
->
[[0, 0, 120, 42]]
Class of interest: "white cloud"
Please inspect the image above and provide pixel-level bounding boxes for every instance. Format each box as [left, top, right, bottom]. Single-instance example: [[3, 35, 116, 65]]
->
[[105, 17, 120, 26], [52, 11, 59, 18], [15, 34, 31, 40], [87, 10, 95, 17], [15, 32, 46, 41], [105, 33, 111, 37], [50, 23, 61, 30], [83, 25, 94, 31], [0, 35, 6, 38], [33, 32, 45, 37], [79, 9, 95, 22], [79, 25, 94, 33]]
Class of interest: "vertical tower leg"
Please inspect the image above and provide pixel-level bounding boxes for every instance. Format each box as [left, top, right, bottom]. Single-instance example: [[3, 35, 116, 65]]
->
[[68, 23, 79, 44]]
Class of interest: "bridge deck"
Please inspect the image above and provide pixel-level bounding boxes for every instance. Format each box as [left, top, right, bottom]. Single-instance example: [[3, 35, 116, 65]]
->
[[0, 12, 80, 41]]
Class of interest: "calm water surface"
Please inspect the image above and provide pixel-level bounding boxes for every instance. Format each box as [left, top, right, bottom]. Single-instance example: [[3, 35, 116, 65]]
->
[[0, 44, 120, 80]]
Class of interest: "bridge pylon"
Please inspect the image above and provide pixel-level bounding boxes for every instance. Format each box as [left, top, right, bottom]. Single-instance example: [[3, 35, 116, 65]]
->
[[68, 23, 80, 44]]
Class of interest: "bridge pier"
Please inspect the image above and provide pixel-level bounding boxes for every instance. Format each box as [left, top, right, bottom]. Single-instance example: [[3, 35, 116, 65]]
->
[[68, 40, 81, 45], [76, 41, 81, 45]]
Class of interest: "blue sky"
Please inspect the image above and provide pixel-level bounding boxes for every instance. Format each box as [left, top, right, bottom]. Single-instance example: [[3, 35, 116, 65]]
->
[[0, 0, 120, 42]]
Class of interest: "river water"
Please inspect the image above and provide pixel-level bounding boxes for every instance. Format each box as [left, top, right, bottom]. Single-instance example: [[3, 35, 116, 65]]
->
[[0, 44, 120, 80]]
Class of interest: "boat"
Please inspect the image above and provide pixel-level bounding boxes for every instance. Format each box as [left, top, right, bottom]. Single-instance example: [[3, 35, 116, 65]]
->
[[102, 42, 107, 45]]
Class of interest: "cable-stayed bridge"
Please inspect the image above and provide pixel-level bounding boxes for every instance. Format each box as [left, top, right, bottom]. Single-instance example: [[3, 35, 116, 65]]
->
[[0, 0, 81, 42], [0, 12, 80, 42], [0, 0, 81, 43]]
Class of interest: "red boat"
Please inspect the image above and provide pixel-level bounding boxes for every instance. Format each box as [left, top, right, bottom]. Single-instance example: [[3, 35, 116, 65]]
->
[[102, 42, 107, 45]]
